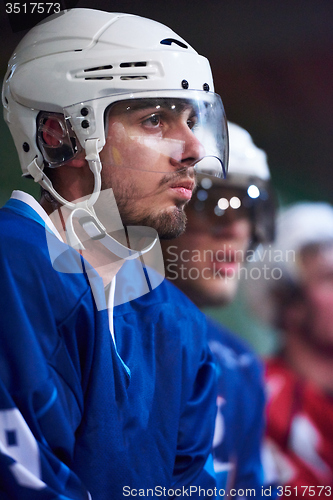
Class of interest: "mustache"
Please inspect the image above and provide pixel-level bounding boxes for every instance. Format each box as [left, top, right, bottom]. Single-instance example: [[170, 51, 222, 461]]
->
[[158, 166, 197, 189]]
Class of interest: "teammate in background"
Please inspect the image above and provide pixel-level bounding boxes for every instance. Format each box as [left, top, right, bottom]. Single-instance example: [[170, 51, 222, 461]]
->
[[162, 122, 276, 497], [0, 9, 229, 499], [246, 203, 333, 499]]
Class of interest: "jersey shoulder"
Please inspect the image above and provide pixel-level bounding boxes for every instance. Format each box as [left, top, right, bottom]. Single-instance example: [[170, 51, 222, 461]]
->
[[0, 205, 95, 322], [207, 316, 262, 371]]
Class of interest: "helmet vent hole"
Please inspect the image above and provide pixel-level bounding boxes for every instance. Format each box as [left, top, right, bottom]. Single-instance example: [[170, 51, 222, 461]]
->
[[84, 77, 114, 80], [83, 65, 114, 80], [84, 65, 113, 72], [120, 62, 147, 68], [120, 76, 148, 81], [160, 38, 188, 49]]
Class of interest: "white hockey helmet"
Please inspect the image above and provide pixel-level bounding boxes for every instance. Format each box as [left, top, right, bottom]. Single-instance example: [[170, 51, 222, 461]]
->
[[226, 122, 270, 185], [245, 202, 333, 327], [192, 122, 276, 245], [271, 202, 333, 280], [2, 8, 228, 183]]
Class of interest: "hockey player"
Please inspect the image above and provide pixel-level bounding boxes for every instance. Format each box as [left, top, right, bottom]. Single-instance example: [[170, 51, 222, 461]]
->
[[163, 122, 276, 496], [247, 202, 333, 499], [0, 8, 229, 499]]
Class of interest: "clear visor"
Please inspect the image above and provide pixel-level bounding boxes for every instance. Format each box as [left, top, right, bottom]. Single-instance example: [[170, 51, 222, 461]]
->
[[188, 176, 275, 244], [65, 91, 228, 178]]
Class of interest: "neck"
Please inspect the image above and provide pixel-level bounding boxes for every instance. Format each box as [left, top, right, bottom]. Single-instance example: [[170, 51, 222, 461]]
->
[[283, 330, 333, 395]]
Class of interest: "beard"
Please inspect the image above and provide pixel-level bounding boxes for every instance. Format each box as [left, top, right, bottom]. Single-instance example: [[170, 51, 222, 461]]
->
[[115, 195, 188, 240], [134, 206, 187, 240], [102, 168, 192, 239]]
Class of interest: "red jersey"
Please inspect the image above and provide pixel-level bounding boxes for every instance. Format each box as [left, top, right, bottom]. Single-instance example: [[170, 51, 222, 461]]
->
[[264, 357, 333, 499]]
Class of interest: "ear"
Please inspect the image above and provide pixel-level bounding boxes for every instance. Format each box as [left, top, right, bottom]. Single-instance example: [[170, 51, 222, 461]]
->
[[41, 116, 86, 168]]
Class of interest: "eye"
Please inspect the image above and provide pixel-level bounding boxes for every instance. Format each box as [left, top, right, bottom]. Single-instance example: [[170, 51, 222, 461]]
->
[[187, 114, 198, 130], [141, 113, 161, 129]]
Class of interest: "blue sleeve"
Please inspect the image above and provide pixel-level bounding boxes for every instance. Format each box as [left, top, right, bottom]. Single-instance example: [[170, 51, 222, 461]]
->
[[0, 382, 91, 500], [0, 244, 93, 498], [171, 311, 218, 498], [235, 376, 265, 496], [207, 318, 266, 498]]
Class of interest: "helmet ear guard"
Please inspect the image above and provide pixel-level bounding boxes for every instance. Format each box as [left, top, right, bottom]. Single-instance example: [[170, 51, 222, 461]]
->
[[37, 111, 82, 167]]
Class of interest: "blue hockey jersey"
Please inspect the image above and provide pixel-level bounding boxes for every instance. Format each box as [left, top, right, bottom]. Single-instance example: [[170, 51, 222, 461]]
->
[[0, 193, 217, 499], [207, 318, 266, 498]]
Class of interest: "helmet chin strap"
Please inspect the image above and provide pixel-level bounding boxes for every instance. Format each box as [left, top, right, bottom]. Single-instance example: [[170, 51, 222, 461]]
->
[[27, 138, 157, 259]]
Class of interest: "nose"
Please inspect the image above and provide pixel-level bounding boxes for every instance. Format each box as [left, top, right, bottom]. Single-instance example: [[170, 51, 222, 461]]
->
[[169, 121, 205, 168]]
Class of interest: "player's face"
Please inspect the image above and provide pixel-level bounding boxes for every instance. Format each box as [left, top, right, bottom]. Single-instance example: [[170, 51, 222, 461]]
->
[[99, 99, 204, 239], [298, 245, 333, 351], [163, 187, 252, 307]]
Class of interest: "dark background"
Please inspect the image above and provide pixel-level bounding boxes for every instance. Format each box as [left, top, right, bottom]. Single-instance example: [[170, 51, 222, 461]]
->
[[1, 0, 333, 206], [1, 1, 332, 351]]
